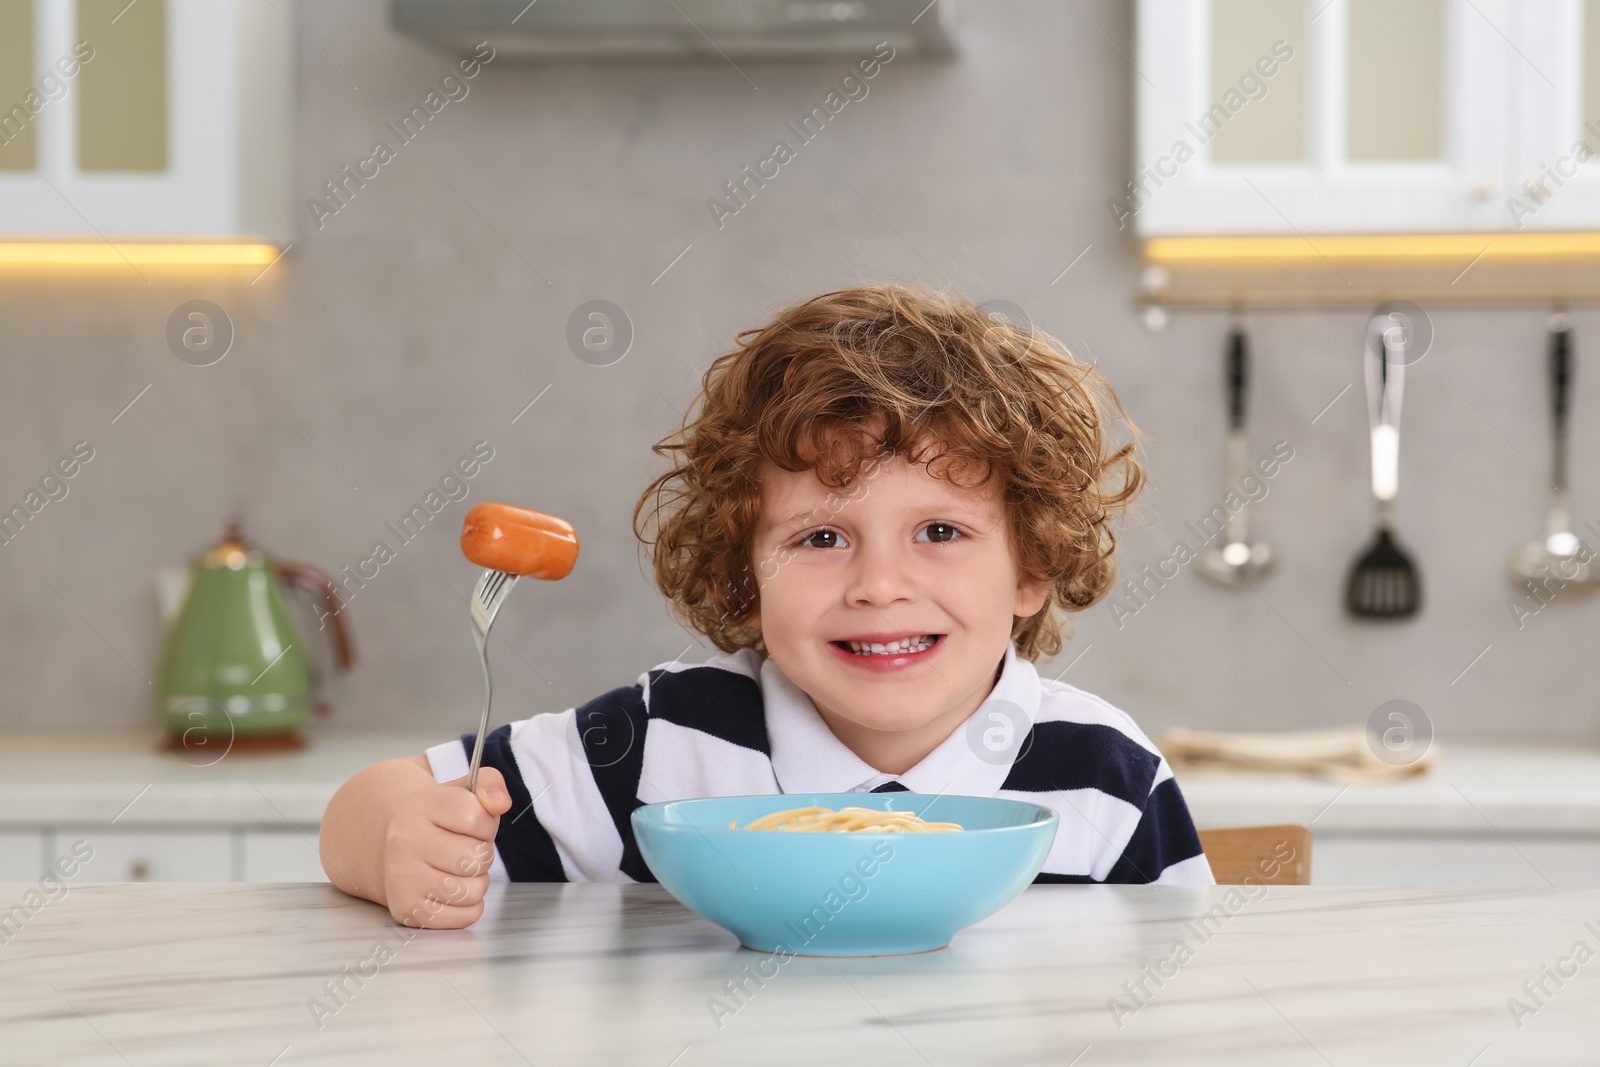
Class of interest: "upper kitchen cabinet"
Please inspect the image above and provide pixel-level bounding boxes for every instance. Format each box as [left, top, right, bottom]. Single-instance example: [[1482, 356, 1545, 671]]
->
[[1135, 0, 1514, 236], [1134, 0, 1600, 305], [0, 0, 291, 262]]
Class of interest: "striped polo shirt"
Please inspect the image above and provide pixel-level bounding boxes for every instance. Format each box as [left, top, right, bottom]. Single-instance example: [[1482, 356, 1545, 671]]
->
[[424, 639, 1215, 886]]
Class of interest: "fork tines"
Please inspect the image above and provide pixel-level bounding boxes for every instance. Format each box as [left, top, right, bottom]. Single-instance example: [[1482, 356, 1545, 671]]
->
[[471, 569, 518, 630]]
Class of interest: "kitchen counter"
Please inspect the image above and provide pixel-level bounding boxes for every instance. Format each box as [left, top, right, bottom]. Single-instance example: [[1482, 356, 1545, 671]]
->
[[0, 730, 445, 826], [4, 730, 1599, 886], [4, 880, 1597, 1065], [3, 730, 1599, 834], [1177, 742, 1600, 835]]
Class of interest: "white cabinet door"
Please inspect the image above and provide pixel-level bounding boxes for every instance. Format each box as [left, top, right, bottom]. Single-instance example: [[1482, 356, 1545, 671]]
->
[[1136, 0, 1515, 235], [240, 829, 329, 882], [0, 832, 46, 881], [54, 829, 232, 882], [0, 0, 291, 241]]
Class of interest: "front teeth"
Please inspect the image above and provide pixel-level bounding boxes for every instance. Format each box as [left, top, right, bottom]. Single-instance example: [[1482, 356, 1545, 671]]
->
[[844, 635, 937, 655]]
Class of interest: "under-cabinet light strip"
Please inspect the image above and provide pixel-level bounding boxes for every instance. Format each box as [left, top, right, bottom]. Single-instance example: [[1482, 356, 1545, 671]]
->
[[0, 243, 281, 266], [1145, 233, 1600, 263]]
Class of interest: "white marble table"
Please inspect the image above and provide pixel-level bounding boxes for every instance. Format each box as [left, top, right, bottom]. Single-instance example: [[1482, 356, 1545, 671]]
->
[[4, 881, 1598, 1065]]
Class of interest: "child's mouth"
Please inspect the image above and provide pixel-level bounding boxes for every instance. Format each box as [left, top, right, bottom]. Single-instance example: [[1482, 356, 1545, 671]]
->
[[828, 634, 944, 671]]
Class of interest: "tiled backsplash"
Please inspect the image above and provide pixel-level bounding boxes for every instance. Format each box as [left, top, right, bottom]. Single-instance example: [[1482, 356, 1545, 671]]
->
[[0, 0, 1594, 741]]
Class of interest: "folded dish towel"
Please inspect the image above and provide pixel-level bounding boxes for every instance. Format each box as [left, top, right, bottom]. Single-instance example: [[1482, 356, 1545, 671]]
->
[[1157, 726, 1435, 781]]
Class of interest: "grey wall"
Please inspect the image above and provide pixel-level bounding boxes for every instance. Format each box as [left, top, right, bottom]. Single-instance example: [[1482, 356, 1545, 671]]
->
[[1, 0, 1596, 745]]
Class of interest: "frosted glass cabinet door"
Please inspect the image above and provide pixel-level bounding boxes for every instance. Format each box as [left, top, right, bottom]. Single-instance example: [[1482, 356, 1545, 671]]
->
[[77, 0, 169, 172], [0, 0, 38, 171], [1343, 0, 1445, 163], [1135, 0, 1515, 235], [1206, 0, 1308, 164], [0, 0, 291, 241]]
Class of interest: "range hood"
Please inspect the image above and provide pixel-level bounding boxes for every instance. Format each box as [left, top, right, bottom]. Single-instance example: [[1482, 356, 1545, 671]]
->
[[391, 0, 956, 61]]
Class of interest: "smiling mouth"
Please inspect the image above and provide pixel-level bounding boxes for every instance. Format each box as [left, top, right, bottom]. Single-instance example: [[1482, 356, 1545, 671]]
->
[[831, 634, 943, 656]]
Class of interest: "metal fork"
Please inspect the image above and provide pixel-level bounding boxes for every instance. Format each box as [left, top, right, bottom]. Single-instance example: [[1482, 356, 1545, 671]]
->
[[465, 568, 521, 792]]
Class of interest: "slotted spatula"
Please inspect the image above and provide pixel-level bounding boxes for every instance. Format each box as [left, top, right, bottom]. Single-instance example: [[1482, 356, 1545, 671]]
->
[[1345, 312, 1421, 619]]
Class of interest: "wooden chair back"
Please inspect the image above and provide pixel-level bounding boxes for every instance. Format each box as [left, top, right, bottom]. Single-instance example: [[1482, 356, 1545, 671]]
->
[[1197, 824, 1312, 885]]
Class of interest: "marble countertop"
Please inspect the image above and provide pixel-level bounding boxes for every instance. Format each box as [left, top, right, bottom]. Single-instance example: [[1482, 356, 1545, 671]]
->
[[0, 730, 444, 827], [4, 881, 1598, 1065], [1178, 742, 1600, 835], [5, 730, 1600, 834]]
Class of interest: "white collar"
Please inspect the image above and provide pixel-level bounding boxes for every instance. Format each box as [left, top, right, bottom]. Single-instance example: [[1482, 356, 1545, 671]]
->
[[761, 639, 1042, 796]]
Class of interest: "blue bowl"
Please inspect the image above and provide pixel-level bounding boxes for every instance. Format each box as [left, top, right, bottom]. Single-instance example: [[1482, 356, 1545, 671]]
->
[[631, 793, 1058, 957]]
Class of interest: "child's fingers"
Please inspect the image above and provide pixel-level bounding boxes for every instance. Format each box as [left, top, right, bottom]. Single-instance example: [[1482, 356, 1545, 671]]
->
[[426, 779, 506, 840], [379, 772, 505, 930], [470, 766, 513, 817], [435, 767, 513, 825], [392, 868, 491, 917], [385, 836, 493, 918], [390, 897, 486, 930], [413, 823, 499, 880]]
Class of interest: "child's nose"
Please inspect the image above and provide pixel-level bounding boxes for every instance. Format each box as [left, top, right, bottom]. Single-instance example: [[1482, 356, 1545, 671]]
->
[[844, 540, 919, 605]]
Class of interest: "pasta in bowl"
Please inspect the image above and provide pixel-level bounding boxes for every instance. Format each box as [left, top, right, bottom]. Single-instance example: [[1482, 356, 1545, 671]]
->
[[732, 804, 964, 833], [631, 793, 1058, 957]]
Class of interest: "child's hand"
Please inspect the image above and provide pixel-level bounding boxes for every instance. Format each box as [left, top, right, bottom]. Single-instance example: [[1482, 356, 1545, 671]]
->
[[380, 766, 513, 929]]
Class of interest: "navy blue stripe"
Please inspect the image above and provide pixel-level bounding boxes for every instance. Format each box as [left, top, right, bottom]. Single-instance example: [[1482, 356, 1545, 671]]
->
[[1032, 872, 1096, 884], [1104, 776, 1206, 884], [459, 727, 567, 882], [569, 684, 655, 883], [621, 827, 656, 883], [643, 666, 769, 755], [999, 721, 1159, 809]]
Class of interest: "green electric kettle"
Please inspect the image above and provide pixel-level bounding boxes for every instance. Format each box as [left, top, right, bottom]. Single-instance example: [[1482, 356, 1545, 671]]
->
[[158, 519, 355, 753]]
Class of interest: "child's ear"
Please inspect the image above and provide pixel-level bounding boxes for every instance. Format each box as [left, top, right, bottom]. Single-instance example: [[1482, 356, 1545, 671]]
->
[[1013, 575, 1050, 618]]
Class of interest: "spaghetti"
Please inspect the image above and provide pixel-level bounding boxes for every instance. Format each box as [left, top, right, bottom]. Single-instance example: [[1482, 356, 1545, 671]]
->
[[730, 805, 963, 833]]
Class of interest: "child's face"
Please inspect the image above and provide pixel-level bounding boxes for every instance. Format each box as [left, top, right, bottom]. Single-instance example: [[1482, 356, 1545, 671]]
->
[[747, 447, 1050, 767]]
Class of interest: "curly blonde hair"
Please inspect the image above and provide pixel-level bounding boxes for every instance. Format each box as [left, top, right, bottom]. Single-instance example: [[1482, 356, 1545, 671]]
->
[[631, 284, 1145, 662]]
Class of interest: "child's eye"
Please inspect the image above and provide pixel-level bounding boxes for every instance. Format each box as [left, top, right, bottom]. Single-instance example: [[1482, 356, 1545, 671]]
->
[[917, 522, 962, 544], [797, 528, 842, 549], [793, 524, 963, 549]]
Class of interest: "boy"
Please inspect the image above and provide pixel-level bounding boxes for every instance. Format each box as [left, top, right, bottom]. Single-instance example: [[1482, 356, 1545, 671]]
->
[[321, 284, 1214, 929]]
